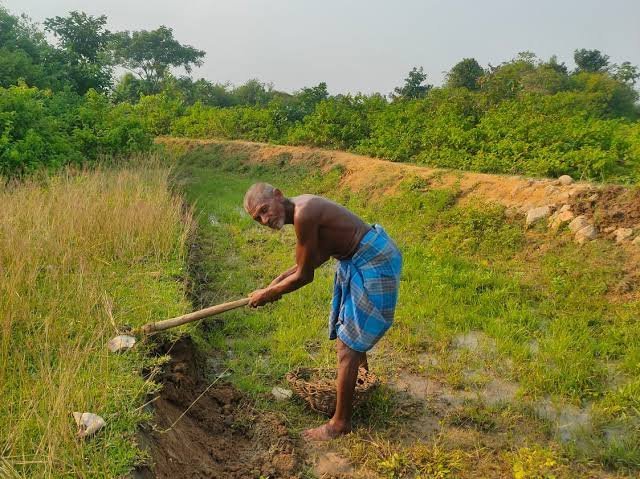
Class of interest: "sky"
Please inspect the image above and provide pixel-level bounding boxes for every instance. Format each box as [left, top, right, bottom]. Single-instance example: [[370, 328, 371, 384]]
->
[[3, 0, 640, 95]]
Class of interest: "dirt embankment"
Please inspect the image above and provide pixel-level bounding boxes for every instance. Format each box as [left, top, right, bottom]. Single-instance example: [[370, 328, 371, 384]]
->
[[135, 337, 299, 479], [160, 137, 599, 212]]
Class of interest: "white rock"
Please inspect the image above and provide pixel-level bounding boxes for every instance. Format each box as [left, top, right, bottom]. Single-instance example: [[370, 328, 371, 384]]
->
[[569, 216, 589, 233], [549, 210, 575, 231], [575, 225, 598, 244], [526, 206, 551, 227], [559, 204, 572, 213], [271, 387, 293, 401], [73, 412, 106, 438], [613, 228, 634, 243], [558, 175, 574, 185], [107, 335, 136, 353]]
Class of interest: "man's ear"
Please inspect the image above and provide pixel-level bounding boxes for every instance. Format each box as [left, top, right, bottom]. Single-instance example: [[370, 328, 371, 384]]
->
[[274, 188, 283, 199]]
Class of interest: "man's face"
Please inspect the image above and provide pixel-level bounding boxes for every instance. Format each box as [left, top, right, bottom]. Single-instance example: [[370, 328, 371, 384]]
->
[[248, 192, 285, 230]]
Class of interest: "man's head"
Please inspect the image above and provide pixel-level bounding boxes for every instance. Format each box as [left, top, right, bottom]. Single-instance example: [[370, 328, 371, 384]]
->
[[243, 182, 286, 230]]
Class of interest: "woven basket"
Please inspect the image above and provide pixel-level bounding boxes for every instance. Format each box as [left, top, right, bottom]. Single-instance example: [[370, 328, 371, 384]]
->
[[285, 367, 378, 417]]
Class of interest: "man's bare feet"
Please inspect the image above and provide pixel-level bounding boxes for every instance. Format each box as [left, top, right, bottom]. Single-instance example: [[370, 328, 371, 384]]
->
[[302, 422, 351, 442]]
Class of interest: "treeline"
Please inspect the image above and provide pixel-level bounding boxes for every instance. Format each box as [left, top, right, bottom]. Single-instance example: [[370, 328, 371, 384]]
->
[[2, 6, 639, 181]]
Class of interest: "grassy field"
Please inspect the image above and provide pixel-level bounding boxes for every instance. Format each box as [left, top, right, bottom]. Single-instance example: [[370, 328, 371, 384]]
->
[[171, 143, 640, 478], [0, 161, 191, 478]]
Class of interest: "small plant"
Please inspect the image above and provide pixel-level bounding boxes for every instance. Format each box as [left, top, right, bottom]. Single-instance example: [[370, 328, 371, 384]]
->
[[508, 446, 565, 479]]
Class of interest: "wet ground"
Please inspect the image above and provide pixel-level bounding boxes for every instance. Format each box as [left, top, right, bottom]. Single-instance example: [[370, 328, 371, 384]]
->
[[135, 337, 299, 478]]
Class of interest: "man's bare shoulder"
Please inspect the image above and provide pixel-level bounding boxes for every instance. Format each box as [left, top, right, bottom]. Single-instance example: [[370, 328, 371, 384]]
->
[[292, 195, 330, 221]]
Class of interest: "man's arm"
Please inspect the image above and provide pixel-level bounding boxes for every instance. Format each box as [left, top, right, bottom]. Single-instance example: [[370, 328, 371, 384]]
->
[[269, 265, 297, 287], [269, 211, 324, 296], [249, 205, 328, 306]]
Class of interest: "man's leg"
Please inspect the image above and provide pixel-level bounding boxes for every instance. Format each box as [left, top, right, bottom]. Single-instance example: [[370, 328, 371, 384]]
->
[[303, 339, 365, 441]]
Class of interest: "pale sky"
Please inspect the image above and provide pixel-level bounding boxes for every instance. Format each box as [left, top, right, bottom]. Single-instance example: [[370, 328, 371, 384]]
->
[[3, 0, 639, 95]]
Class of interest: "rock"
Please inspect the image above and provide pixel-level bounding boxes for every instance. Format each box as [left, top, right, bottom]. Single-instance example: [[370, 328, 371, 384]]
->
[[603, 226, 616, 234], [569, 215, 589, 233], [614, 228, 634, 243], [557, 175, 574, 185], [107, 335, 136, 353], [545, 185, 559, 195], [587, 193, 599, 202], [526, 206, 551, 227], [575, 225, 598, 244], [549, 209, 575, 231], [559, 204, 571, 213], [271, 387, 293, 401], [73, 412, 105, 438], [632, 236, 640, 246]]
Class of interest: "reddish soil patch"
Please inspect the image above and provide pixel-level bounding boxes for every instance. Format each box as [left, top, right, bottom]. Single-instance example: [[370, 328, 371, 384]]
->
[[571, 186, 640, 230], [136, 337, 300, 478]]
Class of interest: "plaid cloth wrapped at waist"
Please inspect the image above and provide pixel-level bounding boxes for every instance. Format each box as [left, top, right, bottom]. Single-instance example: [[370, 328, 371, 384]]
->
[[329, 224, 402, 352]]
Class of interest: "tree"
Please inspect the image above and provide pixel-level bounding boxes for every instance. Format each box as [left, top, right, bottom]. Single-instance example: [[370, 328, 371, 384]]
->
[[392, 67, 432, 100], [611, 61, 640, 86], [446, 58, 485, 90], [112, 26, 205, 93], [478, 53, 537, 104], [296, 82, 329, 114], [0, 7, 64, 89], [44, 11, 113, 93], [231, 79, 274, 106], [574, 49, 610, 73]]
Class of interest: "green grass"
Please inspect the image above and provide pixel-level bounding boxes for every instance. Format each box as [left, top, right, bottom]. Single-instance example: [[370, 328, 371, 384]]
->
[[173, 143, 640, 475], [0, 162, 191, 478]]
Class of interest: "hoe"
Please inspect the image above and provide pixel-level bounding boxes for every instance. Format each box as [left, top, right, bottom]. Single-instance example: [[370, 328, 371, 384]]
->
[[108, 297, 250, 352]]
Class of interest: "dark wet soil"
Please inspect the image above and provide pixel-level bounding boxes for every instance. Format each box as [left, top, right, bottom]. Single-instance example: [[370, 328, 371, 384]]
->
[[135, 337, 300, 478], [571, 186, 640, 230]]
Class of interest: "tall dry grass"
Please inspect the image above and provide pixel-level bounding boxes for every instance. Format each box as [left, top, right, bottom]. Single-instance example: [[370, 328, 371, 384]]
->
[[0, 161, 192, 477]]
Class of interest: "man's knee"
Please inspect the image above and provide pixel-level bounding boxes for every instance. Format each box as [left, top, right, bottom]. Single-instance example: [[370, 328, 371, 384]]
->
[[336, 339, 363, 366]]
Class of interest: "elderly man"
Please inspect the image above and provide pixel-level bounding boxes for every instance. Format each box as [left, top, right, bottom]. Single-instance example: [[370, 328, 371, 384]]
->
[[244, 182, 402, 441]]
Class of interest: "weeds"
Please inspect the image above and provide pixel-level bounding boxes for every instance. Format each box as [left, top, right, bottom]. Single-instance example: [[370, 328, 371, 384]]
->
[[0, 160, 191, 477]]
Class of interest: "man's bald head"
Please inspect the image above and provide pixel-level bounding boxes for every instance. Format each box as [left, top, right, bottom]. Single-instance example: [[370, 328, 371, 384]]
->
[[244, 182, 278, 213]]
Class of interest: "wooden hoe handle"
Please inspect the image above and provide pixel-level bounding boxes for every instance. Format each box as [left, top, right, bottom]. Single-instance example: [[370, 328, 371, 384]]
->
[[140, 297, 250, 334]]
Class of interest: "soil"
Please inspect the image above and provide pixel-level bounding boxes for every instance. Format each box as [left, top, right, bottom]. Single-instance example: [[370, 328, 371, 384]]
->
[[159, 138, 592, 213], [570, 185, 640, 230], [135, 337, 300, 479]]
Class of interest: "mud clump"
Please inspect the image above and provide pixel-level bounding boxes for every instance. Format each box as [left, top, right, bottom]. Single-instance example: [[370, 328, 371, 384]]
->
[[570, 186, 640, 230], [136, 337, 299, 478]]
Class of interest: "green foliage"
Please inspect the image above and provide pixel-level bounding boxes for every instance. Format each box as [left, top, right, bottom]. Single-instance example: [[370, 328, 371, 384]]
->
[[1, 2, 638, 183], [574, 48, 610, 73], [44, 11, 114, 94], [0, 84, 152, 176], [288, 94, 386, 149], [446, 58, 485, 90], [0, 7, 64, 90], [392, 66, 432, 100], [111, 25, 205, 92]]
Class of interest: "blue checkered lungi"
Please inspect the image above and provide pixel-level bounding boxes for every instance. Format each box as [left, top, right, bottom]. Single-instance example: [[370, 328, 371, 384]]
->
[[329, 224, 402, 352]]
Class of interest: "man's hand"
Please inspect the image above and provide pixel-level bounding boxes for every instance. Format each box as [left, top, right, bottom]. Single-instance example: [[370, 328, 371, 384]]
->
[[248, 288, 281, 308]]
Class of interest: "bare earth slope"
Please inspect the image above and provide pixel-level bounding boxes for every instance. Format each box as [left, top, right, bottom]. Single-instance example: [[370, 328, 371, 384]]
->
[[161, 138, 640, 249]]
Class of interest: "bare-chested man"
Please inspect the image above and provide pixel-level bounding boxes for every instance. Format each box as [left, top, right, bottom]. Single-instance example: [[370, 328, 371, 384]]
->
[[244, 183, 402, 441]]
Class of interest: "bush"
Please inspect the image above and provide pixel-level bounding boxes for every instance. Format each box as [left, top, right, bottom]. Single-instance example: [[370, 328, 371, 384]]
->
[[0, 85, 152, 176]]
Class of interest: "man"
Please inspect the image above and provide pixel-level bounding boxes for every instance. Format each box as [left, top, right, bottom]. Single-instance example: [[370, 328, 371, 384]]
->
[[244, 182, 402, 441]]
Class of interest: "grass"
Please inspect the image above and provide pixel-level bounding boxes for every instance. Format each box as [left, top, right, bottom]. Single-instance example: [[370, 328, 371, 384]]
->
[[0, 160, 192, 477], [171, 142, 640, 476]]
